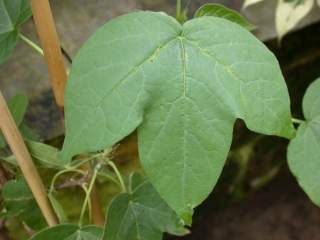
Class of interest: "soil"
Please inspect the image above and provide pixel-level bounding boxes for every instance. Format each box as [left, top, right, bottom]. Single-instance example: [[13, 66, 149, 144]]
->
[[173, 169, 320, 240]]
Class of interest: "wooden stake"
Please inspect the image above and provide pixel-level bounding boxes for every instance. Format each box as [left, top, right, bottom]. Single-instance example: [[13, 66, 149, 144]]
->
[[90, 184, 104, 226], [30, 0, 68, 109], [0, 92, 58, 226]]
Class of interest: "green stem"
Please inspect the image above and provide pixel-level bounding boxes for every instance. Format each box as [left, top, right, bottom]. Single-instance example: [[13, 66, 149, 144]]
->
[[19, 33, 44, 56], [107, 161, 127, 193], [98, 172, 121, 187], [176, 0, 182, 20], [292, 117, 305, 124], [67, 153, 101, 169], [79, 164, 100, 226]]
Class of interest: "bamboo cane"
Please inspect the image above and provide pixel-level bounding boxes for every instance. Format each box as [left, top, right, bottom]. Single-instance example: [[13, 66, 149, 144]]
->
[[30, 0, 67, 109], [0, 91, 58, 226]]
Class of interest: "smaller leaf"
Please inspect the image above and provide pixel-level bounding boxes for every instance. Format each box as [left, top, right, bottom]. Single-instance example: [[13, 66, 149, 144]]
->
[[19, 123, 41, 141], [1, 176, 46, 229], [276, 0, 314, 40], [0, 0, 13, 33], [0, 30, 18, 64], [0, 93, 28, 147], [2, 0, 32, 27], [2, 140, 66, 168], [195, 3, 255, 31], [103, 173, 188, 240], [288, 78, 320, 207], [48, 193, 69, 223], [242, 0, 264, 9], [29, 224, 103, 240], [7, 93, 28, 125], [0, 0, 32, 63]]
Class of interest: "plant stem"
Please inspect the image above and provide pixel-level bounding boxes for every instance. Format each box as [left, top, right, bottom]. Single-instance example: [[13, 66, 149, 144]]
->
[[292, 117, 305, 124], [49, 169, 85, 193], [79, 164, 100, 227], [176, 0, 182, 20], [107, 161, 127, 192], [0, 91, 58, 226], [19, 33, 44, 56]]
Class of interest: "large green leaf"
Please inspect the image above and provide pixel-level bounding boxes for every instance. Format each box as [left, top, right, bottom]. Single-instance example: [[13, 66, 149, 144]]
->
[[29, 224, 102, 240], [288, 78, 320, 206], [0, 93, 28, 148], [0, 0, 32, 63], [61, 11, 295, 219], [103, 173, 187, 240], [1, 176, 46, 229], [194, 3, 255, 30]]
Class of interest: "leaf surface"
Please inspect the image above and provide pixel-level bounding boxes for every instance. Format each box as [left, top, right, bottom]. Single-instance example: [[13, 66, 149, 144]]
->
[[195, 3, 255, 30], [103, 173, 187, 240], [1, 176, 46, 229], [0, 0, 32, 63], [288, 78, 320, 206], [62, 11, 294, 219], [29, 224, 102, 240]]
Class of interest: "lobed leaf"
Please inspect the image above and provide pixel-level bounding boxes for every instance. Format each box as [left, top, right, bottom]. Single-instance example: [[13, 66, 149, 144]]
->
[[288, 78, 320, 206], [195, 3, 255, 31], [62, 11, 294, 220], [29, 224, 102, 240], [103, 173, 187, 240]]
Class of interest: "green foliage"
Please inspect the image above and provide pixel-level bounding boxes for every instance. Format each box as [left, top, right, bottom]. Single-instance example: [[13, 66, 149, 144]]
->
[[61, 11, 294, 220], [1, 176, 47, 230], [288, 78, 320, 206], [103, 173, 188, 240], [194, 3, 255, 30], [28, 224, 103, 240], [0, 0, 32, 64]]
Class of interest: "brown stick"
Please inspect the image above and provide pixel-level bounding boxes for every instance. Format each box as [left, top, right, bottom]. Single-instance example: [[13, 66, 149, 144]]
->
[[30, 0, 68, 109], [81, 163, 104, 226], [90, 184, 104, 226], [0, 92, 58, 226]]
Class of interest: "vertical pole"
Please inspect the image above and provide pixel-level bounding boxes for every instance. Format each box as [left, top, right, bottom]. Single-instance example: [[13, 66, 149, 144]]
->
[[30, 0, 67, 110], [0, 92, 58, 226]]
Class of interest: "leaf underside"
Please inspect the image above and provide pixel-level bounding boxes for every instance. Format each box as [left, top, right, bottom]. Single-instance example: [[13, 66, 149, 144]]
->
[[288, 78, 320, 206], [62, 11, 294, 219]]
